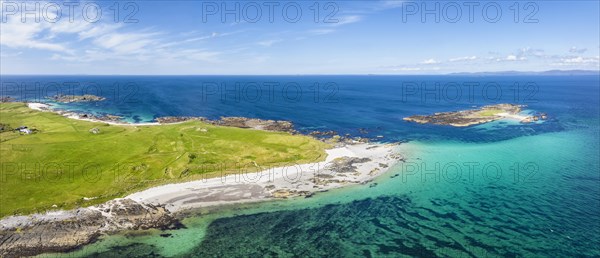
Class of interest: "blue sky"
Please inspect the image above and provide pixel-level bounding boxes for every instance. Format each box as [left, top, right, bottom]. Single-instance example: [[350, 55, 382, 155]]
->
[[1, 0, 599, 74]]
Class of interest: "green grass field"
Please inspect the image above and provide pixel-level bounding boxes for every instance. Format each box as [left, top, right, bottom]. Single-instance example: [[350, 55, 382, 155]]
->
[[0, 103, 328, 217], [476, 108, 505, 117]]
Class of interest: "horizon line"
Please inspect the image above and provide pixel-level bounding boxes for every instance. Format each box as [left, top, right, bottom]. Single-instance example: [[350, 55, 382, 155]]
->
[[1, 69, 599, 77]]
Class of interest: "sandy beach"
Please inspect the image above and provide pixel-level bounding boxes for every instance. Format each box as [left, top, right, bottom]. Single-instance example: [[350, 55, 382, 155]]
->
[[127, 143, 401, 212], [1, 142, 400, 231], [497, 112, 530, 121]]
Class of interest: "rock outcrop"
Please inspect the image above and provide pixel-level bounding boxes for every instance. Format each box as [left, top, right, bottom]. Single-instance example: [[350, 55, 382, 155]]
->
[[0, 97, 15, 103], [0, 199, 180, 257], [326, 157, 372, 173], [155, 116, 297, 133], [49, 94, 106, 103]]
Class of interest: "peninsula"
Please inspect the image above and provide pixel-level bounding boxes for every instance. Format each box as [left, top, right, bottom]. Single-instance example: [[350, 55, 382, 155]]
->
[[0, 102, 403, 257]]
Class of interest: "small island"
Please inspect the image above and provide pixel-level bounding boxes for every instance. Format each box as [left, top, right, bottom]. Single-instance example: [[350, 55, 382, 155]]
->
[[49, 94, 106, 103], [403, 104, 546, 127]]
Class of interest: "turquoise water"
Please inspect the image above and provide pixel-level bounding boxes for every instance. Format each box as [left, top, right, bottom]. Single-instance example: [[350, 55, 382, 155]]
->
[[49, 128, 599, 257], [5, 75, 596, 257]]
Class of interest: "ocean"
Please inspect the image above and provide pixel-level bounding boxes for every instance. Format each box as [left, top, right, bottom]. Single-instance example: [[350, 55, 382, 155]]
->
[[2, 75, 599, 257]]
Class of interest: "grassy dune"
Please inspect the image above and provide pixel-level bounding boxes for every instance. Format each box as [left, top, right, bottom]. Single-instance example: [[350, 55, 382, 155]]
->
[[0, 103, 328, 217]]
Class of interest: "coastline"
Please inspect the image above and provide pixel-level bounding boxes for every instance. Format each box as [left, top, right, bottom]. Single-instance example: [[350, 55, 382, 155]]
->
[[127, 142, 401, 213], [26, 103, 303, 133], [0, 143, 402, 257], [27, 102, 162, 126], [0, 103, 405, 257]]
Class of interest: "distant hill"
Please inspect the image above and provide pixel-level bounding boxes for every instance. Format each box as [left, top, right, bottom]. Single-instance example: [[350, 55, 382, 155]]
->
[[449, 70, 599, 76]]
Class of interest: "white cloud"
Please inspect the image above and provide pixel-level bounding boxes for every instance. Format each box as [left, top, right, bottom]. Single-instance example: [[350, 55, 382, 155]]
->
[[78, 24, 122, 40], [158, 31, 241, 49], [495, 55, 527, 62], [93, 31, 161, 54], [0, 3, 230, 65], [569, 47, 587, 54], [517, 47, 546, 59], [379, 0, 405, 9], [421, 58, 441, 64], [0, 14, 70, 52], [552, 56, 599, 66], [449, 56, 478, 62]]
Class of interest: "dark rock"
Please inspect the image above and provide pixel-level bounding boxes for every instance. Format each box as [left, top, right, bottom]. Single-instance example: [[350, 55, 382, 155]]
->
[[0, 199, 179, 257], [155, 116, 297, 134], [0, 97, 15, 103], [327, 157, 372, 173], [49, 94, 106, 103]]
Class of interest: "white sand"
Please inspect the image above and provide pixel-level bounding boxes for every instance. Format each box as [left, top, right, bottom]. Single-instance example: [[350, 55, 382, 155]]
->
[[497, 112, 530, 121], [127, 143, 401, 213], [27, 102, 50, 111]]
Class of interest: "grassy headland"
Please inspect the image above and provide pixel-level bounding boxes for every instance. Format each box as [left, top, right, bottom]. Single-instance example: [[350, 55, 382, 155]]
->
[[0, 103, 328, 217]]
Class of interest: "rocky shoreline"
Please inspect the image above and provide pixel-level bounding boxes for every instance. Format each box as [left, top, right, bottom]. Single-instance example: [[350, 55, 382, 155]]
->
[[155, 116, 297, 134], [0, 97, 16, 103], [28, 102, 378, 143], [48, 94, 106, 103], [0, 199, 181, 257]]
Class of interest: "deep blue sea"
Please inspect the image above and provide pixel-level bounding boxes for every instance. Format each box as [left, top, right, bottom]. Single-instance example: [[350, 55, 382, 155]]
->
[[3, 75, 595, 142], [2, 75, 599, 257]]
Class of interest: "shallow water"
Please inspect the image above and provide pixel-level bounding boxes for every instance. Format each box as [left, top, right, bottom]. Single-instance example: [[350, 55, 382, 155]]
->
[[56, 128, 599, 257]]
